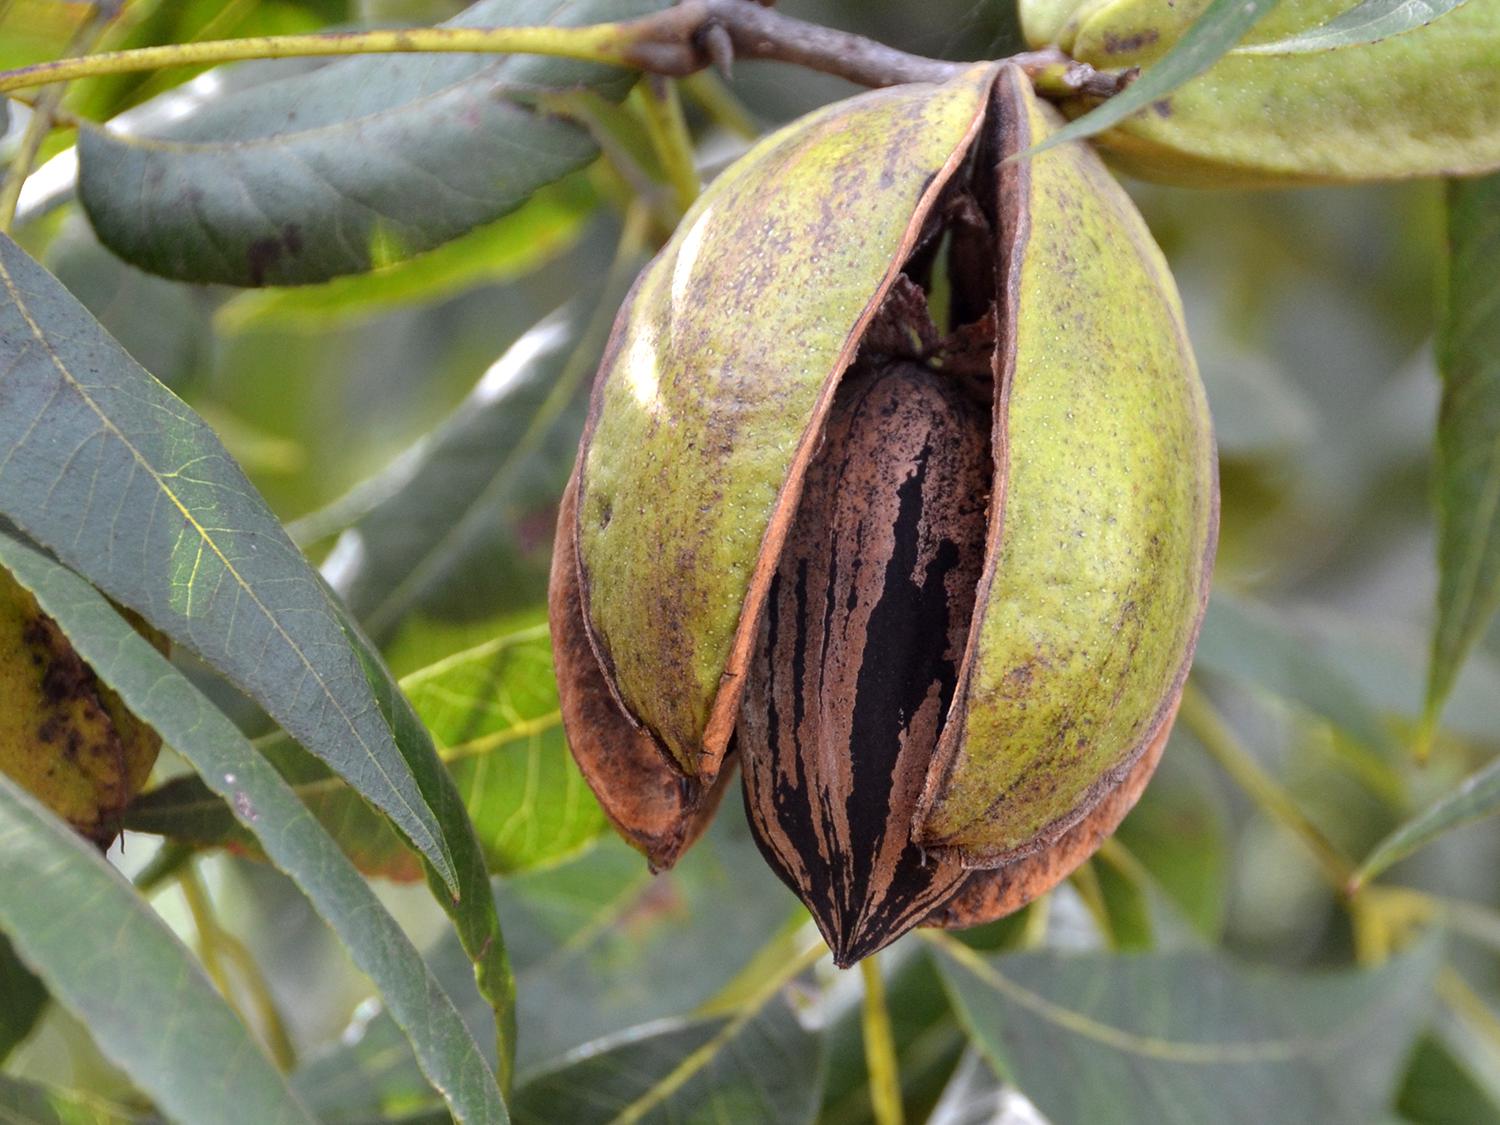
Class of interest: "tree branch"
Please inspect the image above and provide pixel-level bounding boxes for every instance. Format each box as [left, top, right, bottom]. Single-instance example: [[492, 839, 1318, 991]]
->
[[0, 0, 1128, 101]]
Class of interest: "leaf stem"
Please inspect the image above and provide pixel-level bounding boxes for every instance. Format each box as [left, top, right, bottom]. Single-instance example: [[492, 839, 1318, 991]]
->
[[215, 927, 298, 1072], [682, 72, 758, 140], [636, 77, 701, 216], [1180, 682, 1355, 892], [860, 954, 905, 1125], [176, 863, 242, 1017]]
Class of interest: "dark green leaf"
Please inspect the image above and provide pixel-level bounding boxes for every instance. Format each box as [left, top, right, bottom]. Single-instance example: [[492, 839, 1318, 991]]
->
[[511, 996, 823, 1125], [499, 807, 797, 1071], [0, 230, 456, 892], [43, 215, 213, 390], [214, 176, 597, 333], [333, 597, 519, 1088], [1196, 592, 1402, 760], [0, 773, 316, 1125], [1398, 1031, 1500, 1125], [0, 1073, 152, 1124], [0, 534, 509, 1125], [1354, 752, 1500, 885], [1235, 0, 1471, 55], [76, 0, 665, 285], [0, 934, 46, 1063], [934, 937, 1441, 1125], [1029, 0, 1277, 155], [1426, 173, 1500, 738], [313, 304, 590, 637]]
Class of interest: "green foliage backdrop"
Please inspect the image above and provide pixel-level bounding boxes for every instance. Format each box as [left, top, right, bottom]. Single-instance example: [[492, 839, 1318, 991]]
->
[[2, 1, 1499, 1123]]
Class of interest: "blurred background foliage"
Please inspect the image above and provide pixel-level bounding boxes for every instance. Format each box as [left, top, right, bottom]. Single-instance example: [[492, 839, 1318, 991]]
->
[[2, 1, 1498, 1122]]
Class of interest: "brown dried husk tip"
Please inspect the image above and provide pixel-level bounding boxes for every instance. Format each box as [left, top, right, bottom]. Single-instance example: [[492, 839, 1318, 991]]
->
[[549, 64, 1216, 965]]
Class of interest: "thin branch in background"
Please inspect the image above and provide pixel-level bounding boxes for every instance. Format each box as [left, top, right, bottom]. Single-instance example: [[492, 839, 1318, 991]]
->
[[613, 936, 828, 1124], [214, 927, 297, 1072], [1067, 860, 1118, 948], [1438, 967, 1500, 1059], [176, 861, 296, 1071], [682, 71, 759, 140], [1180, 682, 1356, 892], [860, 954, 905, 1125], [1020, 893, 1051, 948], [0, 0, 1128, 100], [176, 863, 244, 1018]]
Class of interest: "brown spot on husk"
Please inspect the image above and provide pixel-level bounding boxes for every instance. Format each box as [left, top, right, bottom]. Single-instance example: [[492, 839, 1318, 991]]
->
[[549, 468, 723, 870], [921, 695, 1174, 929], [1101, 29, 1159, 55]]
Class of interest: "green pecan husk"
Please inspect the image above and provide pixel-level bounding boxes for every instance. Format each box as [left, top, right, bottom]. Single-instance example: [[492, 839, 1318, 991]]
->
[[548, 63, 1217, 964]]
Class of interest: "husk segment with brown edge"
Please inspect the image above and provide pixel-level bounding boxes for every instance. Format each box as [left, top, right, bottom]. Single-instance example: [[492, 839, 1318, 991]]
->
[[550, 63, 1216, 961]]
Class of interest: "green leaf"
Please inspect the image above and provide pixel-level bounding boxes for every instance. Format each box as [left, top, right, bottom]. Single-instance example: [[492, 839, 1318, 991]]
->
[[0, 934, 46, 1063], [1426, 173, 1500, 739], [511, 996, 823, 1125], [311, 304, 590, 638], [1235, 0, 1471, 55], [76, 0, 665, 286], [1353, 752, 1500, 886], [0, 773, 316, 1125], [214, 176, 597, 333], [1398, 1031, 1500, 1125], [1027, 0, 1278, 155], [499, 808, 797, 1071], [0, 1073, 152, 1124], [934, 937, 1441, 1125], [333, 597, 519, 1088], [0, 5, 92, 71], [1195, 592, 1402, 761], [292, 1008, 450, 1122], [402, 628, 606, 871], [0, 230, 456, 893], [0, 534, 509, 1125], [295, 808, 798, 1119], [68, 0, 347, 123], [128, 627, 606, 878]]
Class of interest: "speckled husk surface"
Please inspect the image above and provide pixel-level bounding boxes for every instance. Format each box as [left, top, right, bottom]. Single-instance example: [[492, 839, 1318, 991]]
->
[[552, 64, 1216, 915]]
